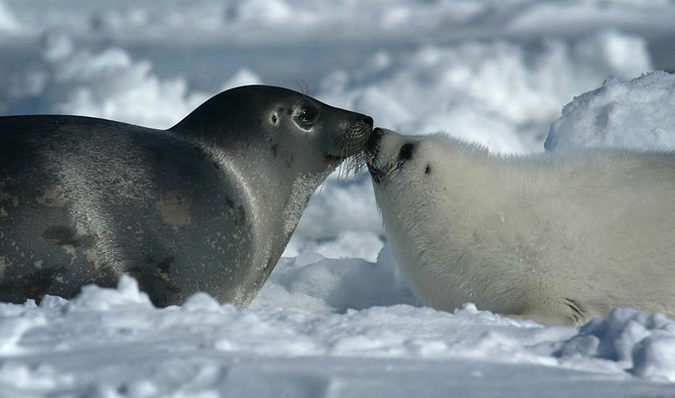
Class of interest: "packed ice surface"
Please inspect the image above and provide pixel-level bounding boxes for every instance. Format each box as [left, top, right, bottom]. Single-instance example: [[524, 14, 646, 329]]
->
[[2, 0, 675, 396], [2, 277, 675, 398]]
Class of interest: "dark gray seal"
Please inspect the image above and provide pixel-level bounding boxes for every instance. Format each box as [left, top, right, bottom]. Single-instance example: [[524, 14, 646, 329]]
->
[[0, 85, 373, 307]]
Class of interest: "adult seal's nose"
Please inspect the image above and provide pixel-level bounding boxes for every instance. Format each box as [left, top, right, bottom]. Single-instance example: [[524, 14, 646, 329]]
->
[[362, 116, 374, 128]]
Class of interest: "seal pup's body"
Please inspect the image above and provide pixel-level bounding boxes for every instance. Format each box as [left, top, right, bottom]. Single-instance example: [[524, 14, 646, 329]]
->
[[367, 128, 675, 326], [0, 85, 373, 307]]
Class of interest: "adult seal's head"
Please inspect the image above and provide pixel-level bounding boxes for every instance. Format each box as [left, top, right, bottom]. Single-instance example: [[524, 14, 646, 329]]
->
[[0, 85, 373, 308], [367, 127, 675, 326], [172, 85, 372, 169]]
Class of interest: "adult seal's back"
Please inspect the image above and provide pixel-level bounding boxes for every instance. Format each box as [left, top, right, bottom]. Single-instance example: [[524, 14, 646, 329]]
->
[[0, 85, 373, 307]]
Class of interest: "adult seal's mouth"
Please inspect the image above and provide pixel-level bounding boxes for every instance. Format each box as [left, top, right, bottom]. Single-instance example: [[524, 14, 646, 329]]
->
[[324, 115, 374, 161]]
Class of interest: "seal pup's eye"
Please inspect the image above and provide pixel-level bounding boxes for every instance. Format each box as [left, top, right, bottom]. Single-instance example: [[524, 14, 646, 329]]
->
[[398, 143, 415, 162]]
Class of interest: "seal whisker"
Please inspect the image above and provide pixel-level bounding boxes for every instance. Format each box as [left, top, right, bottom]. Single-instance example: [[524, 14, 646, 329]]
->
[[334, 122, 371, 181]]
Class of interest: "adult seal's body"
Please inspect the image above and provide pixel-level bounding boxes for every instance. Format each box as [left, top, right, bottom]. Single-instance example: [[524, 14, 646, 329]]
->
[[0, 85, 373, 307], [367, 128, 675, 326]]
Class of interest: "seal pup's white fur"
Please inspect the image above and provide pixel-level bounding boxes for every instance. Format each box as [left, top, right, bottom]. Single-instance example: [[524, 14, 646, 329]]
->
[[366, 128, 675, 326]]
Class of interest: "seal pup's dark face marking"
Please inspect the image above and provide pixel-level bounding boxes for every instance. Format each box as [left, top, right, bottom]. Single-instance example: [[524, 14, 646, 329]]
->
[[366, 128, 429, 185], [366, 128, 476, 189]]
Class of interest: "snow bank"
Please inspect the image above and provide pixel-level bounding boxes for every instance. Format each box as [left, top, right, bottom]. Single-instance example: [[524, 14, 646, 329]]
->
[[254, 245, 416, 314], [558, 308, 675, 382], [546, 71, 675, 151], [291, 174, 382, 244], [317, 30, 651, 154], [1, 32, 268, 128], [2, 33, 216, 128]]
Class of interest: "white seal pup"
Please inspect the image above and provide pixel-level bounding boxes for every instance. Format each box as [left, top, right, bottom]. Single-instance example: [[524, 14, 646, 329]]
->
[[0, 85, 373, 307], [366, 128, 675, 326]]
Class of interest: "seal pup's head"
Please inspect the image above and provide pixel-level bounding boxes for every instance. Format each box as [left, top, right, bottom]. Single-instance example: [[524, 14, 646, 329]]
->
[[366, 127, 487, 192], [365, 128, 506, 314]]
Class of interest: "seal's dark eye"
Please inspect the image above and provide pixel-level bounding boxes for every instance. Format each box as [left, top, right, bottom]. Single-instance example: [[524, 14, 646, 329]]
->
[[398, 143, 414, 162], [297, 108, 318, 124]]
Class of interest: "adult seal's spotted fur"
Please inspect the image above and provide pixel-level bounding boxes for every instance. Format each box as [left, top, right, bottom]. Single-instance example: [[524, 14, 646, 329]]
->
[[0, 85, 373, 307], [367, 128, 675, 326]]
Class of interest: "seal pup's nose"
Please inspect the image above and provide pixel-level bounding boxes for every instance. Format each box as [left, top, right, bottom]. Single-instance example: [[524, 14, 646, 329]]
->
[[366, 127, 389, 153], [366, 128, 392, 184]]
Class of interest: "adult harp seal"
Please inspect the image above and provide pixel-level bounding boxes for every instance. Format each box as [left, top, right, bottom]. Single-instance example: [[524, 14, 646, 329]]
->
[[0, 85, 373, 307]]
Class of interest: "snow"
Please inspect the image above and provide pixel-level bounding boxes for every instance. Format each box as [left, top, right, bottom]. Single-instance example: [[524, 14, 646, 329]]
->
[[546, 70, 675, 151], [3, 278, 675, 397], [2, 0, 675, 396]]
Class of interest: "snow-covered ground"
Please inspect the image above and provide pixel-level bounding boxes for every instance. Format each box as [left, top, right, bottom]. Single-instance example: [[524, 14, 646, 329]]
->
[[2, 0, 675, 396]]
